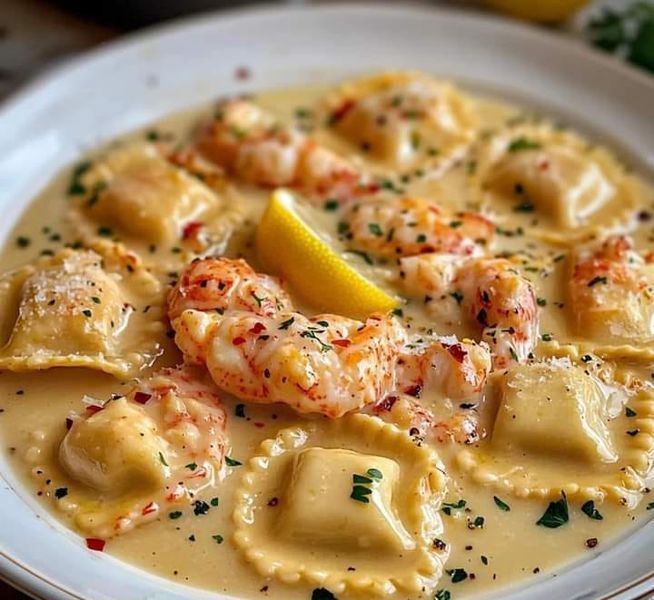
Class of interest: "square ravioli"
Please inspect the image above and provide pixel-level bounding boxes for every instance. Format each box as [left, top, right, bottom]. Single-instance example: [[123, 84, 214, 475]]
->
[[0, 245, 163, 378], [276, 448, 414, 552], [485, 146, 614, 229], [492, 363, 618, 464], [78, 143, 221, 245]]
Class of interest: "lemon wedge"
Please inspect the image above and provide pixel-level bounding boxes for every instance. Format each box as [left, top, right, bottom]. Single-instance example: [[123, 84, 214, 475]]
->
[[256, 189, 398, 319], [485, 0, 589, 23]]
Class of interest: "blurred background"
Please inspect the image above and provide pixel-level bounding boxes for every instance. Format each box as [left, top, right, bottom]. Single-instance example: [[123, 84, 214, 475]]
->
[[0, 0, 653, 103], [0, 0, 652, 597]]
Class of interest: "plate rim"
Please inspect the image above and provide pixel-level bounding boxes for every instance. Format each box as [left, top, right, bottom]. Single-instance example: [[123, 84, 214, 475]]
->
[[0, 3, 653, 600]]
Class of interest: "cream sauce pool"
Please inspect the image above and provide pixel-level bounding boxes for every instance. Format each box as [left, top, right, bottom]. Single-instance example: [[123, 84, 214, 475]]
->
[[0, 77, 653, 600]]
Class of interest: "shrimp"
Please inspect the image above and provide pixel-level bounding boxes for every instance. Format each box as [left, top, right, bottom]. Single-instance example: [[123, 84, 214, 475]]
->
[[373, 394, 484, 445], [570, 235, 654, 342], [343, 196, 493, 259], [173, 308, 405, 418], [196, 98, 362, 202], [170, 257, 494, 418], [401, 254, 538, 367], [168, 256, 293, 321], [397, 335, 491, 400]]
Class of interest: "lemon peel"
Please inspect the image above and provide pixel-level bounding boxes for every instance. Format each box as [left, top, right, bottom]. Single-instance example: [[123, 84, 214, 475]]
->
[[256, 189, 398, 319]]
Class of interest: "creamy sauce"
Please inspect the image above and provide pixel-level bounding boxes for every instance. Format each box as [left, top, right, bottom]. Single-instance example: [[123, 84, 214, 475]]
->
[[1, 78, 653, 600]]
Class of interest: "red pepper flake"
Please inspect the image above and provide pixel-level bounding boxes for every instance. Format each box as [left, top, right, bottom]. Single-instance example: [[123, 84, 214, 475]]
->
[[85, 538, 105, 551], [329, 99, 355, 124], [332, 338, 352, 348], [375, 395, 399, 413], [232, 336, 246, 346], [405, 384, 423, 398], [249, 322, 266, 335], [182, 221, 203, 239], [235, 66, 251, 80], [133, 391, 152, 405], [443, 342, 467, 363], [86, 404, 103, 415], [254, 421, 265, 428], [141, 501, 158, 516]]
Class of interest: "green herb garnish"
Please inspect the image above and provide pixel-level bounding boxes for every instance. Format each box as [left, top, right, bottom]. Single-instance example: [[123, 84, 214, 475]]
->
[[581, 500, 603, 521], [493, 495, 511, 511], [536, 493, 569, 528]]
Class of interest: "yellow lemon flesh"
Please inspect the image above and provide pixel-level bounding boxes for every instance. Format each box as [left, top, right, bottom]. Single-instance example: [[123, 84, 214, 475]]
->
[[256, 189, 398, 319], [485, 0, 589, 23]]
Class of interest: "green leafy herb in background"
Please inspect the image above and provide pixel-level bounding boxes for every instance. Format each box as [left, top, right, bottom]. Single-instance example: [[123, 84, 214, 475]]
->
[[587, 1, 654, 73]]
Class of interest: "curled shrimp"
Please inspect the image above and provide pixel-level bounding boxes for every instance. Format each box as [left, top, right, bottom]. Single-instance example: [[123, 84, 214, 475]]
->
[[170, 257, 495, 418], [401, 254, 538, 367], [343, 196, 493, 259], [570, 235, 654, 342], [374, 394, 483, 445], [168, 256, 292, 321], [196, 98, 362, 202], [173, 309, 404, 418], [397, 335, 491, 400]]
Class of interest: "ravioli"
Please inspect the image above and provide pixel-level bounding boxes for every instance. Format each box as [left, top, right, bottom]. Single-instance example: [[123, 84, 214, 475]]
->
[[492, 363, 617, 464], [473, 123, 637, 239], [0, 242, 164, 378], [458, 356, 654, 506], [57, 366, 228, 538], [70, 143, 244, 257], [568, 235, 654, 352], [234, 414, 448, 596], [325, 71, 476, 171]]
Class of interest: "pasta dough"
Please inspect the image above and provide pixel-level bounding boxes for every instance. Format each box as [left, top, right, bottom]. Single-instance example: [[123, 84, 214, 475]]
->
[[0, 242, 164, 378]]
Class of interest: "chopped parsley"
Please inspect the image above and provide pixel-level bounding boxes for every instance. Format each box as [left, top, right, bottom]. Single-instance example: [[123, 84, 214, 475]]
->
[[472, 516, 485, 528], [493, 495, 511, 511], [68, 161, 92, 195], [581, 500, 603, 521], [225, 456, 242, 467], [169, 511, 182, 520], [301, 329, 332, 352], [323, 199, 339, 212], [435, 590, 451, 600], [626, 406, 637, 418], [450, 291, 464, 305], [541, 333, 553, 342], [212, 534, 224, 544], [392, 307, 404, 318], [346, 249, 373, 265], [508, 137, 542, 152], [210, 497, 219, 507], [368, 223, 383, 237], [536, 493, 569, 528], [185, 462, 198, 471], [193, 500, 210, 516], [446, 568, 468, 583], [235, 404, 246, 418], [16, 236, 31, 248], [536, 297, 547, 307], [278, 317, 295, 330], [588, 276, 608, 287], [442, 499, 466, 516], [81, 309, 92, 318], [647, 502, 654, 510], [350, 468, 383, 504], [311, 589, 336, 600], [158, 452, 169, 467]]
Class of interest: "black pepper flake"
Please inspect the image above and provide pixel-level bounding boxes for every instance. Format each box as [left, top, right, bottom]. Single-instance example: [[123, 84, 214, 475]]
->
[[193, 500, 210, 516], [54, 487, 68, 499]]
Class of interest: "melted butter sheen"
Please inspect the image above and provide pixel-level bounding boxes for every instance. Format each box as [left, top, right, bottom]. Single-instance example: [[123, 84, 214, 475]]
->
[[0, 81, 653, 600]]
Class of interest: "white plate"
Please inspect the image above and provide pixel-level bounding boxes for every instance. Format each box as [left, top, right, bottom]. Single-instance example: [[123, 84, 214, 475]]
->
[[0, 4, 653, 599]]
